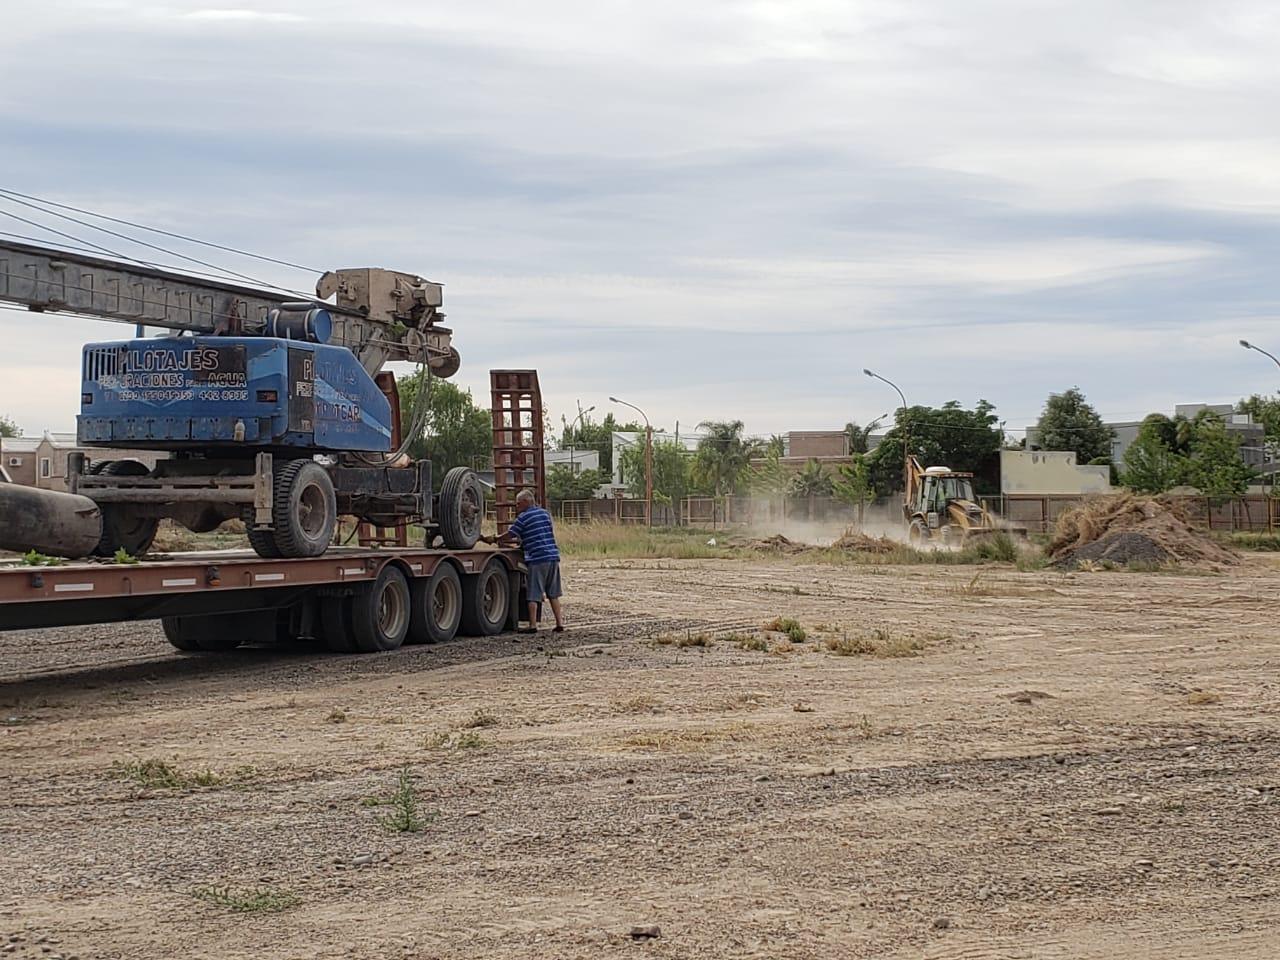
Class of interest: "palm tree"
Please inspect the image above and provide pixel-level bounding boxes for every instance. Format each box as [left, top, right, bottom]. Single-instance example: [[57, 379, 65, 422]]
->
[[789, 458, 833, 497], [694, 420, 761, 497], [844, 417, 884, 455]]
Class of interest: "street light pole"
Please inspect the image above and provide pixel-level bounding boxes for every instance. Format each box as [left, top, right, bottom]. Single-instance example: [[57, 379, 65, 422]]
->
[[609, 396, 652, 526], [1241, 339, 1280, 375], [569, 402, 596, 477], [864, 368, 910, 486]]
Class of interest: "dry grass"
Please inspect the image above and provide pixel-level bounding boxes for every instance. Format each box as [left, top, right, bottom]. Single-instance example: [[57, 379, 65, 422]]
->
[[619, 723, 753, 751], [824, 628, 928, 659], [763, 616, 807, 642], [612, 694, 662, 714], [1187, 690, 1222, 706]]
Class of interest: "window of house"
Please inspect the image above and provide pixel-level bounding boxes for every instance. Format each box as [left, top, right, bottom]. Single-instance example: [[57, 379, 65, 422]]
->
[[39, 458, 51, 478]]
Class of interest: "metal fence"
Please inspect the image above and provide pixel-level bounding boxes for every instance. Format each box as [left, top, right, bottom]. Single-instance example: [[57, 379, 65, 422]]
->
[[552, 493, 1280, 535]]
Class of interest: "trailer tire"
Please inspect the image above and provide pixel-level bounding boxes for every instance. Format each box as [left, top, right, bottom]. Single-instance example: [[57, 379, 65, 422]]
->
[[459, 560, 510, 637], [407, 562, 462, 644], [161, 615, 246, 652], [90, 460, 159, 558], [271, 460, 336, 558], [350, 566, 411, 653], [438, 467, 483, 550], [319, 595, 358, 653]]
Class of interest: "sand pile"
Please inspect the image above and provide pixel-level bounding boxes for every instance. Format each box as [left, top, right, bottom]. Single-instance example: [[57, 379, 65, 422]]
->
[[831, 531, 898, 555], [1048, 495, 1237, 568]]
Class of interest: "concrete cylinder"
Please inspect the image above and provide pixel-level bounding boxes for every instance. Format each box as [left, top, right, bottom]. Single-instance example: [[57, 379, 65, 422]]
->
[[0, 484, 102, 558]]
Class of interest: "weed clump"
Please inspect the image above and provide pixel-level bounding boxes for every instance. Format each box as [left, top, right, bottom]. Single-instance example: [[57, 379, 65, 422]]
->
[[378, 767, 431, 834], [192, 885, 300, 913], [114, 758, 221, 790], [763, 617, 807, 642], [461, 709, 498, 729], [824, 628, 926, 659]]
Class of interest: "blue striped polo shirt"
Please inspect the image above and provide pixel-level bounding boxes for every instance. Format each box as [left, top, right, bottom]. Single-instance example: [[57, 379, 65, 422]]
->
[[508, 506, 560, 564]]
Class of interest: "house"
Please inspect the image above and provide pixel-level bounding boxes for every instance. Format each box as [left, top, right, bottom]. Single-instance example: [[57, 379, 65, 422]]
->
[[611, 431, 703, 488], [0, 436, 39, 486], [1, 432, 165, 491], [782, 431, 849, 459], [1109, 404, 1266, 468], [999, 450, 1112, 495], [545, 448, 600, 475]]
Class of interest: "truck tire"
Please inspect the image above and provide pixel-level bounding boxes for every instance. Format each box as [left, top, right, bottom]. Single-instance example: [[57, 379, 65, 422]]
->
[[438, 467, 483, 550], [270, 460, 336, 558], [243, 507, 281, 559], [349, 566, 411, 653], [407, 562, 462, 644], [318, 595, 358, 653], [908, 520, 931, 546], [90, 460, 159, 558], [459, 560, 510, 637], [161, 614, 247, 652]]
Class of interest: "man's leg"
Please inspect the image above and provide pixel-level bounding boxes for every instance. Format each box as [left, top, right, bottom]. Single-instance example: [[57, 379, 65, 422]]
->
[[526, 601, 539, 628], [546, 564, 564, 629], [548, 597, 564, 629]]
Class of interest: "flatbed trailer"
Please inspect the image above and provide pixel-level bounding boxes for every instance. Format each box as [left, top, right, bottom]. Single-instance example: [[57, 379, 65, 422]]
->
[[0, 546, 527, 653]]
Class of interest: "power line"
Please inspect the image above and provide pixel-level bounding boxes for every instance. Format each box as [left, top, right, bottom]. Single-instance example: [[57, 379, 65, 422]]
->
[[0, 193, 316, 299], [0, 187, 323, 274]]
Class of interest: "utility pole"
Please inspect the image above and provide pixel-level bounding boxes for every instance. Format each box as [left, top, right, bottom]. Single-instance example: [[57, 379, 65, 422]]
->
[[569, 401, 595, 478], [610, 396, 652, 526], [864, 368, 910, 497]]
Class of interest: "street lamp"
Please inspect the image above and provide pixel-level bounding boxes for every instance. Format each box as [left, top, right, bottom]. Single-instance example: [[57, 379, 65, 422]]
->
[[864, 368, 911, 492], [568, 402, 595, 476], [609, 395, 652, 526], [1240, 339, 1280, 372]]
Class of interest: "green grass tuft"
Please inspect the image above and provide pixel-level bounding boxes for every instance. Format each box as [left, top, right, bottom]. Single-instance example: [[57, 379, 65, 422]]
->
[[763, 617, 807, 642], [192, 885, 300, 913]]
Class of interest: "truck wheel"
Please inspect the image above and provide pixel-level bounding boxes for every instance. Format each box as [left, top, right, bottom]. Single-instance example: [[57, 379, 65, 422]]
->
[[243, 507, 281, 559], [438, 467, 483, 550], [349, 566, 411, 653], [407, 562, 462, 644], [459, 560, 510, 636], [319, 595, 358, 653], [271, 460, 336, 558], [90, 460, 159, 558], [161, 614, 247, 652], [908, 520, 931, 546]]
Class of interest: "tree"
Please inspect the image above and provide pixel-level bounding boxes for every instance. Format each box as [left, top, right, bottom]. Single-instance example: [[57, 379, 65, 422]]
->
[[1032, 387, 1114, 463], [396, 373, 492, 490], [833, 454, 875, 524], [865, 401, 1003, 496], [560, 412, 642, 476], [788, 458, 833, 497], [546, 465, 603, 502], [749, 447, 790, 496], [1120, 426, 1182, 493], [619, 440, 693, 504], [1238, 394, 1280, 442], [0, 415, 19, 438], [844, 418, 883, 455], [1184, 413, 1254, 496], [1121, 411, 1254, 496], [693, 420, 761, 497]]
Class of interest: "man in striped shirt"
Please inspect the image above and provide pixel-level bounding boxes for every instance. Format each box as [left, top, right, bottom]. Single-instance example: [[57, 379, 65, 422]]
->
[[498, 489, 565, 633]]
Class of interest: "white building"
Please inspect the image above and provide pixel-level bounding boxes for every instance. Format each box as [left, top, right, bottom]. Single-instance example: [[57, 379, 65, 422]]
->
[[611, 431, 704, 488], [545, 448, 600, 475]]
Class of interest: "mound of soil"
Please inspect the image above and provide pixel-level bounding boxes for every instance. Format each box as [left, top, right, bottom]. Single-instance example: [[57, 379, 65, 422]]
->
[[727, 533, 807, 554], [1049, 495, 1237, 568], [831, 531, 898, 555]]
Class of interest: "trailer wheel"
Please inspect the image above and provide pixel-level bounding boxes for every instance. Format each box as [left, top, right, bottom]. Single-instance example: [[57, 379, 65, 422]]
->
[[318, 595, 357, 653], [459, 560, 510, 637], [161, 615, 246, 653], [349, 566, 411, 653], [270, 460, 336, 558], [407, 562, 462, 644], [438, 467, 483, 550], [90, 460, 159, 558]]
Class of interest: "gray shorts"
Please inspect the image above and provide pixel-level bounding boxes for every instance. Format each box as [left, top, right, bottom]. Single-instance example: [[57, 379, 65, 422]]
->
[[526, 562, 562, 602]]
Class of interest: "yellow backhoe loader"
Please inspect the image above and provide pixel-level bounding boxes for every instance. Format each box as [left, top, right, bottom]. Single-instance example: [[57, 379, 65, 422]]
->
[[903, 455, 1022, 545]]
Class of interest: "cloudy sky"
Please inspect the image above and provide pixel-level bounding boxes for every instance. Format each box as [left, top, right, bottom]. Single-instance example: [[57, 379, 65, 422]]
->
[[2, 0, 1278, 441]]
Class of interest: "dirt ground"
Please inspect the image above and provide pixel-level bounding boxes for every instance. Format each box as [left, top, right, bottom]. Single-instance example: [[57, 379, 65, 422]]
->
[[2, 555, 1279, 959]]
